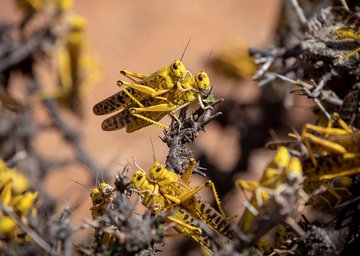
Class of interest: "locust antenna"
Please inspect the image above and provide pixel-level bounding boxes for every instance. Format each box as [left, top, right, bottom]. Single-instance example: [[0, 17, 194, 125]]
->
[[126, 159, 135, 171], [132, 156, 145, 171], [100, 170, 105, 184], [68, 179, 91, 191], [205, 48, 213, 72], [180, 38, 192, 61], [150, 137, 157, 162], [95, 169, 100, 187]]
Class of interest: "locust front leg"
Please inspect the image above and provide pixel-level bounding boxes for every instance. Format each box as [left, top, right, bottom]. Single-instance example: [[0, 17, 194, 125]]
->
[[180, 158, 197, 185], [197, 94, 213, 110], [236, 180, 272, 216]]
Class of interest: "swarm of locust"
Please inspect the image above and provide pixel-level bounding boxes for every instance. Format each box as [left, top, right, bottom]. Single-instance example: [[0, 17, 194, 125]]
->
[[87, 159, 238, 254]]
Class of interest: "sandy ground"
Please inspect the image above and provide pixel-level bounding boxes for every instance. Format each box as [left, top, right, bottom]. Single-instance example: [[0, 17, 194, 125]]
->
[[0, 0, 282, 253]]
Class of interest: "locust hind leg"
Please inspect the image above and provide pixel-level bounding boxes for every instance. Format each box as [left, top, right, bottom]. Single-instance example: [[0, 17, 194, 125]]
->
[[128, 110, 168, 130], [165, 216, 202, 235], [117, 79, 170, 99], [119, 69, 148, 82], [128, 103, 178, 130], [163, 178, 229, 219]]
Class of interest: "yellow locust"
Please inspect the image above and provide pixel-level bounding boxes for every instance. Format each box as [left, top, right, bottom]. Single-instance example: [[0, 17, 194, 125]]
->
[[131, 169, 216, 253], [148, 158, 235, 240], [93, 60, 187, 117], [100, 71, 211, 132], [290, 113, 360, 166]]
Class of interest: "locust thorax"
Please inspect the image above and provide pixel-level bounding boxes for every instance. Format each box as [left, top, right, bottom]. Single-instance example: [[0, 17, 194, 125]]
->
[[273, 146, 291, 170]]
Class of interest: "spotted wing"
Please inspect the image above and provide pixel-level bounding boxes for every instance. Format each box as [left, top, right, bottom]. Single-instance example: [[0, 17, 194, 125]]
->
[[101, 110, 167, 132], [93, 88, 144, 115], [339, 90, 360, 128], [101, 108, 135, 131], [101, 97, 169, 132]]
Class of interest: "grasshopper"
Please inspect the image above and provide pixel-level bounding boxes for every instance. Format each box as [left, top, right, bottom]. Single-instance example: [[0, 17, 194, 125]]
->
[[131, 169, 216, 253], [237, 147, 307, 239], [90, 182, 116, 219], [329, 7, 360, 59], [101, 71, 211, 132], [148, 158, 235, 240], [302, 153, 360, 205], [293, 113, 360, 166], [93, 60, 187, 116], [236, 146, 292, 233], [90, 182, 116, 245]]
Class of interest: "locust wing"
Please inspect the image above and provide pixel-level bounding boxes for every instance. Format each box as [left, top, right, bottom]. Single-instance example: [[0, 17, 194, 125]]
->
[[101, 97, 169, 132], [93, 88, 144, 115]]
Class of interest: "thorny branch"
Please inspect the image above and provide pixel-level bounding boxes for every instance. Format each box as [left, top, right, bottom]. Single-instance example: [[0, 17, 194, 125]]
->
[[162, 99, 223, 175], [32, 77, 106, 183], [83, 167, 166, 256]]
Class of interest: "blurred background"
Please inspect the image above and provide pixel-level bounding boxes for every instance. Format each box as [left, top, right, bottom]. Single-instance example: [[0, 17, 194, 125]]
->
[[0, 0, 324, 254]]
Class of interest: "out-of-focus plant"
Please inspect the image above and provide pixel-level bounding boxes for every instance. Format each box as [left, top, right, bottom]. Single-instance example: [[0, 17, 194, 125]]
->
[[0, 0, 103, 254], [0, 160, 38, 242]]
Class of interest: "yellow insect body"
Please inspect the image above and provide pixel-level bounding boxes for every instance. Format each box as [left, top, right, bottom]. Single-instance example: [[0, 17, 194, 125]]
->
[[93, 60, 187, 116], [90, 182, 116, 245], [100, 71, 211, 132], [90, 182, 115, 219], [148, 160, 234, 240], [302, 154, 360, 204], [237, 146, 292, 233], [131, 169, 216, 253], [331, 7, 360, 59]]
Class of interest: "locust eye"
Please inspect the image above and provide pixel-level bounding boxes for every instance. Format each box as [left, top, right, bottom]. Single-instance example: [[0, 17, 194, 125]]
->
[[137, 174, 143, 180], [172, 63, 178, 70], [198, 74, 203, 81], [156, 165, 162, 172]]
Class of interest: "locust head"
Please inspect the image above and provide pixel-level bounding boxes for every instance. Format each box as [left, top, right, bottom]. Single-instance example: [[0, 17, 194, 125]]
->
[[149, 162, 167, 182], [273, 146, 290, 170], [98, 182, 114, 197], [285, 157, 303, 185], [194, 71, 211, 96], [170, 60, 187, 79], [131, 170, 149, 190]]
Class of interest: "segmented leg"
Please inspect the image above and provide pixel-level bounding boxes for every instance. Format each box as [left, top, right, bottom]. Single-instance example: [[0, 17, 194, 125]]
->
[[119, 69, 148, 82], [117, 79, 170, 99]]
